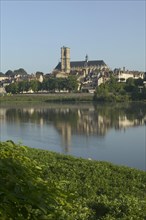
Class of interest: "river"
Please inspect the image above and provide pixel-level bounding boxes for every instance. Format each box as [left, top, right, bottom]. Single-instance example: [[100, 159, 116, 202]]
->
[[0, 102, 146, 171]]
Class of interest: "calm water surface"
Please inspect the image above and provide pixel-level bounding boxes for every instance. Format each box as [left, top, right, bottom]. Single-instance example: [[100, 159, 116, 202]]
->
[[0, 102, 146, 171]]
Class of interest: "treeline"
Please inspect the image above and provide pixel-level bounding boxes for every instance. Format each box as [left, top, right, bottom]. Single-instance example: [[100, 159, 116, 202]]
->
[[94, 77, 146, 101], [0, 68, 28, 76], [5, 76, 78, 94]]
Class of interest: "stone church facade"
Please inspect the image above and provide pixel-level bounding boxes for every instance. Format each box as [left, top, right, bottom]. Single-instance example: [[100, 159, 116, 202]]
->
[[54, 46, 108, 77], [53, 46, 110, 92]]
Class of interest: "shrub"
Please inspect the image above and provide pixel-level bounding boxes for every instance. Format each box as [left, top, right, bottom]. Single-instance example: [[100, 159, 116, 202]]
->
[[0, 141, 146, 219]]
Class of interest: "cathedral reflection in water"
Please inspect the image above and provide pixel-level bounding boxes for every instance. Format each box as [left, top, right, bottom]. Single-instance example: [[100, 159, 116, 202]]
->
[[1, 103, 146, 153]]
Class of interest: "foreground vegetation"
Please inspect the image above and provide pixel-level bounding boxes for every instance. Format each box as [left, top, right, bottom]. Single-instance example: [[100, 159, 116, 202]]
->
[[0, 141, 146, 219]]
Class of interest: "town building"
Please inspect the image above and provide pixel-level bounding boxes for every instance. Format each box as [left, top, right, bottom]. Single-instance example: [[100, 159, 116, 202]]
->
[[114, 68, 144, 82], [53, 46, 110, 92], [54, 46, 108, 77]]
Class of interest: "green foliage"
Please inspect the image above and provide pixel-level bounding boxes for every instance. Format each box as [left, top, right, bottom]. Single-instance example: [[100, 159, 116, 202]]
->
[[94, 76, 146, 102], [0, 72, 5, 76], [66, 75, 78, 92], [0, 141, 90, 219], [134, 78, 143, 86], [47, 77, 57, 92], [5, 69, 28, 77], [36, 71, 44, 76], [5, 76, 78, 94], [0, 141, 146, 219], [5, 83, 19, 94], [56, 78, 66, 91], [29, 80, 40, 92], [18, 80, 30, 93], [0, 93, 93, 103], [14, 68, 28, 76], [5, 70, 15, 77]]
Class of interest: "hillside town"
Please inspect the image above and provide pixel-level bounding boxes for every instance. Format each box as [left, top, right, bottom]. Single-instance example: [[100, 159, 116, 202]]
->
[[0, 46, 145, 94]]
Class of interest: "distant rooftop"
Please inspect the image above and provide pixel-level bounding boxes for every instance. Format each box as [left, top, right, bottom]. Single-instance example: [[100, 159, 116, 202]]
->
[[55, 60, 106, 70]]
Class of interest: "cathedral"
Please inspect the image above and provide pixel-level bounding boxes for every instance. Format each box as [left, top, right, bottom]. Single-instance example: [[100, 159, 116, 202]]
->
[[53, 46, 108, 78]]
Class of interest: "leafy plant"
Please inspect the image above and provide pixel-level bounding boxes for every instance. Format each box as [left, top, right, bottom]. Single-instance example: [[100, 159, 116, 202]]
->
[[0, 141, 146, 219]]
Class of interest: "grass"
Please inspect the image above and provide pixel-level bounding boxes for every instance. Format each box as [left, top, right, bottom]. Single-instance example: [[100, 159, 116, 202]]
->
[[0, 93, 94, 103]]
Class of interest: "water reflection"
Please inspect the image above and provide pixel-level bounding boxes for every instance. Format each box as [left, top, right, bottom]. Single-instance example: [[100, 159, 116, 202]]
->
[[0, 102, 146, 170], [1, 103, 146, 136]]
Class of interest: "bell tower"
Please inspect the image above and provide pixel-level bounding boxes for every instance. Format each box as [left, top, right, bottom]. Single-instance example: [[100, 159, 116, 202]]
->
[[61, 46, 70, 73]]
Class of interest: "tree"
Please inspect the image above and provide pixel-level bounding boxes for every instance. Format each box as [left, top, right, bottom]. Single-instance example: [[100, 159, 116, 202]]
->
[[56, 78, 67, 91], [134, 78, 143, 86], [29, 80, 39, 92], [141, 87, 146, 99], [66, 76, 78, 92], [48, 78, 57, 92], [14, 68, 28, 76], [18, 81, 30, 93], [107, 76, 119, 93], [5, 70, 14, 77], [96, 84, 108, 96], [41, 79, 49, 91], [0, 72, 4, 76], [131, 86, 140, 100], [144, 72, 146, 81], [5, 83, 18, 94], [36, 71, 44, 76], [125, 78, 136, 93], [126, 78, 135, 86]]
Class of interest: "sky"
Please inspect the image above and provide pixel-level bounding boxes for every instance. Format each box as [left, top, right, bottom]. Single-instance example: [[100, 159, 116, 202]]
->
[[0, 0, 145, 74]]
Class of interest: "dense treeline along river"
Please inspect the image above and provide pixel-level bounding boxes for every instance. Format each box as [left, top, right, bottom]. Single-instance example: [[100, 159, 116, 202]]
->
[[0, 102, 146, 171]]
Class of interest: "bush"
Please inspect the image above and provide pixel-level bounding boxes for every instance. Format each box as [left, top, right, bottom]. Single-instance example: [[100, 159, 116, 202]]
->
[[0, 141, 146, 219]]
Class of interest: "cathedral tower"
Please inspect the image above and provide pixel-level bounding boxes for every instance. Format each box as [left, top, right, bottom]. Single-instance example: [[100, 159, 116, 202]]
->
[[61, 46, 70, 73]]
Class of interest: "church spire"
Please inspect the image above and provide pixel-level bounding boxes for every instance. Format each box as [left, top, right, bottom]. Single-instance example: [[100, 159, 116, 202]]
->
[[85, 54, 88, 62]]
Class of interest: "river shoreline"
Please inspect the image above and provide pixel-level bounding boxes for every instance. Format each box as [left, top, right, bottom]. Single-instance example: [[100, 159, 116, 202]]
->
[[0, 93, 94, 103], [1, 93, 146, 103]]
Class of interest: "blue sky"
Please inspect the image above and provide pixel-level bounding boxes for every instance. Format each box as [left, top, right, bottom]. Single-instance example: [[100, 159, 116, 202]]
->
[[0, 0, 145, 74]]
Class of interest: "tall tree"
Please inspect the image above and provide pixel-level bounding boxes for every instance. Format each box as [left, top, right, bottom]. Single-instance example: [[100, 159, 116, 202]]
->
[[5, 70, 14, 77], [14, 68, 28, 75], [66, 76, 78, 92]]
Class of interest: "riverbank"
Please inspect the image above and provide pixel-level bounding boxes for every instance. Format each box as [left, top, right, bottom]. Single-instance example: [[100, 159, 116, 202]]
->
[[1, 93, 146, 104], [0, 93, 94, 103], [1, 141, 146, 219]]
